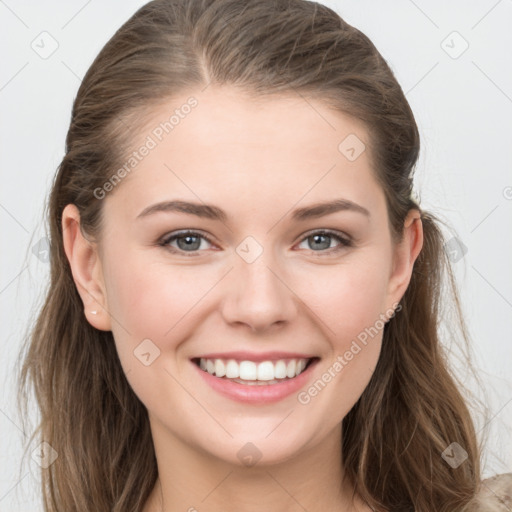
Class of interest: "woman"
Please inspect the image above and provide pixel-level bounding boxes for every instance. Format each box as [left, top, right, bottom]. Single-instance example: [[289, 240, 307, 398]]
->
[[17, 0, 511, 510]]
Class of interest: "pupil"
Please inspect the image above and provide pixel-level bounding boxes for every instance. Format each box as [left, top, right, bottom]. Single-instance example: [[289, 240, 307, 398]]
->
[[178, 235, 200, 251], [311, 234, 330, 250]]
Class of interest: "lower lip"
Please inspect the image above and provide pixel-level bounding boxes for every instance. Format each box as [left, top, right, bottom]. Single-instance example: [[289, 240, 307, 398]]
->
[[192, 359, 319, 404]]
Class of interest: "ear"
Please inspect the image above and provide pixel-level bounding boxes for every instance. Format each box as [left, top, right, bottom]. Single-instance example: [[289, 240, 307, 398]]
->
[[384, 209, 423, 314], [62, 204, 111, 331]]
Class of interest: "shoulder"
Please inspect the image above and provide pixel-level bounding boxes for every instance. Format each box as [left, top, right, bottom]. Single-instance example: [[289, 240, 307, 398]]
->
[[466, 473, 512, 511]]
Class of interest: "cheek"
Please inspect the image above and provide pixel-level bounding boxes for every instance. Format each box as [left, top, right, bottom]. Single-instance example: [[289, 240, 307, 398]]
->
[[293, 272, 387, 420], [104, 244, 392, 355], [295, 257, 390, 404], [101, 251, 209, 410], [107, 263, 187, 323], [102, 250, 221, 363], [300, 255, 391, 346], [100, 242, 391, 440]]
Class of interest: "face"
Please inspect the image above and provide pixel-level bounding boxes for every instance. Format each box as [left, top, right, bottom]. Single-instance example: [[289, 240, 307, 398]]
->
[[64, 86, 421, 468]]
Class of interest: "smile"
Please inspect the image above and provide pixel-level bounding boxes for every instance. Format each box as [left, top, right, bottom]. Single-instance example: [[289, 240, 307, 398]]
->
[[195, 357, 313, 384], [191, 355, 320, 403]]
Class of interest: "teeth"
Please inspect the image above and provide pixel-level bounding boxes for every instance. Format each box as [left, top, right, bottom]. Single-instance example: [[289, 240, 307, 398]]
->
[[286, 359, 296, 378], [239, 361, 257, 380], [215, 359, 226, 377], [226, 359, 239, 378], [257, 361, 275, 381], [197, 357, 312, 381]]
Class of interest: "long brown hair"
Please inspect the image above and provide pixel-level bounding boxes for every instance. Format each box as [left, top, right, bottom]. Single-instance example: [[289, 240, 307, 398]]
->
[[16, 1, 492, 510]]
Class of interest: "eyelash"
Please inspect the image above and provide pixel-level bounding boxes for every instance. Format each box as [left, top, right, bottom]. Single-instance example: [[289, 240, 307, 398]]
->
[[158, 229, 353, 256]]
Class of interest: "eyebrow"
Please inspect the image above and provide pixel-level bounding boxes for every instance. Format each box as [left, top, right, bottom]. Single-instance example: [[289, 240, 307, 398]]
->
[[136, 198, 370, 222]]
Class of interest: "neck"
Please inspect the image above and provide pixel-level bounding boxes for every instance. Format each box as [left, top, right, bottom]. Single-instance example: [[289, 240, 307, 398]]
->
[[143, 420, 366, 512]]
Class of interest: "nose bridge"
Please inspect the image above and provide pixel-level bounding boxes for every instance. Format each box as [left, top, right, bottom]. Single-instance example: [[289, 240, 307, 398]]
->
[[221, 235, 296, 331]]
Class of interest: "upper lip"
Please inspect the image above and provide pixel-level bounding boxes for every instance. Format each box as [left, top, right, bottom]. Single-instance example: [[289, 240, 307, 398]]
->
[[192, 351, 318, 362]]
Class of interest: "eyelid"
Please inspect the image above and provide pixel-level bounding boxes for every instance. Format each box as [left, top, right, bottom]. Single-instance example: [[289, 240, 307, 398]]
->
[[159, 230, 216, 254], [295, 229, 353, 253], [299, 228, 352, 243]]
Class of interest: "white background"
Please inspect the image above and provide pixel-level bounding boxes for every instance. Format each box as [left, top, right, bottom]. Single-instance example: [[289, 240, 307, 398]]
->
[[1, 0, 511, 510]]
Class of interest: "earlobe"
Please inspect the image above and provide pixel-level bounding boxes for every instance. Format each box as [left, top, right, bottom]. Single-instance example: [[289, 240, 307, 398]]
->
[[61, 204, 111, 331], [385, 210, 424, 310]]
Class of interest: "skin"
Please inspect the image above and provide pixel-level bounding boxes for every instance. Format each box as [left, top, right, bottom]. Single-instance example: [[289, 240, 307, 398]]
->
[[62, 86, 423, 512]]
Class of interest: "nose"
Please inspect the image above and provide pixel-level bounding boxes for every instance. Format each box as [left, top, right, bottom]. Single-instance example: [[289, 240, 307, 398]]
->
[[220, 247, 298, 334]]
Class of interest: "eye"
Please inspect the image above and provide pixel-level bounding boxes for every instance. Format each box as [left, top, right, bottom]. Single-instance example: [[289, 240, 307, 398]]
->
[[159, 230, 214, 255], [296, 230, 353, 254], [159, 229, 353, 256]]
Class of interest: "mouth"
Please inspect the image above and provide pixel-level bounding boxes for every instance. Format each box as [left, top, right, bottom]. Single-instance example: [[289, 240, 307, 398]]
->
[[191, 356, 319, 386]]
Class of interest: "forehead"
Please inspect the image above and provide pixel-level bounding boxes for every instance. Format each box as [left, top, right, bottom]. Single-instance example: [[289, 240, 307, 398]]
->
[[103, 86, 382, 221], [147, 86, 369, 154]]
